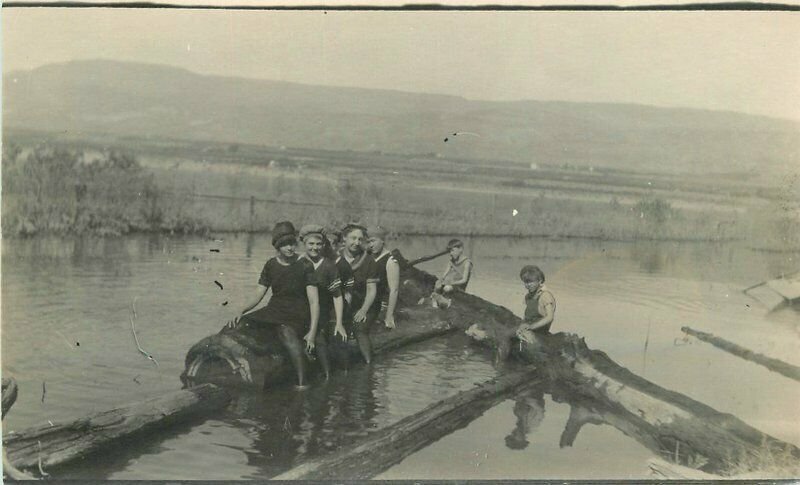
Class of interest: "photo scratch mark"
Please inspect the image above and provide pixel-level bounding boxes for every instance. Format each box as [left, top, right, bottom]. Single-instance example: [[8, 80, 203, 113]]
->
[[214, 280, 224, 290], [210, 249, 220, 253], [131, 299, 159, 367]]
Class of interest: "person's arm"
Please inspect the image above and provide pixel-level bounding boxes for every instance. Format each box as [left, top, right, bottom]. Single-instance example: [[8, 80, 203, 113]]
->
[[354, 281, 377, 322], [304, 285, 320, 351], [521, 293, 556, 331], [228, 285, 268, 328], [333, 292, 346, 340], [384, 258, 400, 328]]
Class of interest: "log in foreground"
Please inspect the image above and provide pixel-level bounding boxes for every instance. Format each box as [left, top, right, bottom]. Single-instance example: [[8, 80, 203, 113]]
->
[[274, 366, 541, 480], [681, 326, 800, 382], [465, 318, 800, 476], [4, 384, 230, 473]]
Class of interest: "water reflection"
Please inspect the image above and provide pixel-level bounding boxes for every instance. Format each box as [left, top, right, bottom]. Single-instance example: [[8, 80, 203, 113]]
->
[[505, 387, 546, 450]]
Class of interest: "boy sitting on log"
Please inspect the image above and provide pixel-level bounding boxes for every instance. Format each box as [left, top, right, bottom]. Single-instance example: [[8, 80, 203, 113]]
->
[[430, 239, 473, 309], [516, 265, 556, 345]]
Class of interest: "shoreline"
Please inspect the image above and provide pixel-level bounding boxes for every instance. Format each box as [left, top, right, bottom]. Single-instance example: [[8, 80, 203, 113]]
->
[[3, 229, 798, 253]]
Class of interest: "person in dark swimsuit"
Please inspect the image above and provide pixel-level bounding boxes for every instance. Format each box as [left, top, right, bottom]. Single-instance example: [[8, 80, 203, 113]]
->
[[367, 225, 401, 329], [339, 224, 379, 364], [299, 224, 347, 380], [228, 221, 320, 388]]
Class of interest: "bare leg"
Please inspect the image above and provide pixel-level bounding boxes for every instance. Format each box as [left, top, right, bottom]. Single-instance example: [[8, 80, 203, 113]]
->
[[316, 330, 332, 380], [278, 324, 307, 387], [354, 315, 374, 364]]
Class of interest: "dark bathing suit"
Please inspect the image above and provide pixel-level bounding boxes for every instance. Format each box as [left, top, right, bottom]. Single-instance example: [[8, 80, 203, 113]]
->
[[304, 254, 342, 335], [248, 255, 316, 335], [343, 250, 380, 329]]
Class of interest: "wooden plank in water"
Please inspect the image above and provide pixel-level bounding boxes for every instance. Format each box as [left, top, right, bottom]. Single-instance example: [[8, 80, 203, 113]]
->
[[274, 366, 541, 480], [4, 384, 230, 473], [681, 326, 800, 382]]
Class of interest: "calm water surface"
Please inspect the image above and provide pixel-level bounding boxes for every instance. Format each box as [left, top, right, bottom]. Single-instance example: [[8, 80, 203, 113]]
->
[[2, 234, 798, 479]]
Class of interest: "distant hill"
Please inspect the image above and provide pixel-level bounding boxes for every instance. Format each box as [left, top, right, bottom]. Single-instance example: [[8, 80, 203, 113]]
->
[[4, 59, 798, 174]]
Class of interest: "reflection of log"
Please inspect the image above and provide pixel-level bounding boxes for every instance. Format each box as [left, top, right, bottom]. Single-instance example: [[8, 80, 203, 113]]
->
[[4, 384, 230, 473], [274, 367, 541, 480], [681, 326, 800, 382], [466, 322, 800, 475]]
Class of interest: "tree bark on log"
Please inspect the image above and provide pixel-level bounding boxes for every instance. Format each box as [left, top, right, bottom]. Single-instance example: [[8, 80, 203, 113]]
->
[[274, 366, 542, 480], [3, 384, 230, 473], [464, 321, 800, 475], [681, 326, 800, 382]]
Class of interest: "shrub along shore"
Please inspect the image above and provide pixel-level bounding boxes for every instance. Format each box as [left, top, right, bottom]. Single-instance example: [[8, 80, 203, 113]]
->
[[2, 144, 798, 252]]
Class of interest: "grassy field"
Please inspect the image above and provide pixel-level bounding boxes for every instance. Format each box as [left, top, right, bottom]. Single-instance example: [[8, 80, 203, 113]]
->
[[2, 130, 798, 251]]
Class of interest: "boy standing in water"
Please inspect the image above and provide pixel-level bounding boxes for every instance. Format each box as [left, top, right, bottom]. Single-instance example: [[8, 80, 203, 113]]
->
[[431, 239, 473, 308], [516, 265, 556, 345], [367, 226, 401, 329]]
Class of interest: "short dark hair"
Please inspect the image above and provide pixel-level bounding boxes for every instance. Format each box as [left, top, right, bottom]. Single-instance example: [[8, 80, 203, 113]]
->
[[447, 239, 464, 249], [519, 265, 545, 283], [342, 223, 367, 238]]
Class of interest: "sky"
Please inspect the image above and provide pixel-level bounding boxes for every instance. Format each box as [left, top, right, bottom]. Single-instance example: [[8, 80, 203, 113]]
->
[[2, 7, 800, 120]]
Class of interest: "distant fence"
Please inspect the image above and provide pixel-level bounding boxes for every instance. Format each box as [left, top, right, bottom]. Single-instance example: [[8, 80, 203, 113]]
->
[[163, 190, 432, 232]]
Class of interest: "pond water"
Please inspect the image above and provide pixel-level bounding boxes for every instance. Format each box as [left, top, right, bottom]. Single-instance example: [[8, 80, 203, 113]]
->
[[2, 234, 798, 479]]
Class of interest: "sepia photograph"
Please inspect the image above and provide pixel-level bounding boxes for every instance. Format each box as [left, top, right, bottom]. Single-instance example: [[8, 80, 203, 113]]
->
[[2, 4, 799, 481]]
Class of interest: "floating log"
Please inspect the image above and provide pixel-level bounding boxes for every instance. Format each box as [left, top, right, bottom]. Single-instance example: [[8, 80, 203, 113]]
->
[[4, 384, 230, 473], [682, 326, 800, 382], [2, 377, 37, 481], [274, 366, 542, 480], [465, 320, 800, 475], [181, 249, 499, 389]]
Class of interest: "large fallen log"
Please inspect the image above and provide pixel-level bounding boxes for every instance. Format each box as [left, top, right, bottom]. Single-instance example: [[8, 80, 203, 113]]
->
[[681, 326, 800, 382], [274, 366, 542, 480], [181, 250, 499, 389], [3, 383, 230, 474], [464, 319, 800, 476]]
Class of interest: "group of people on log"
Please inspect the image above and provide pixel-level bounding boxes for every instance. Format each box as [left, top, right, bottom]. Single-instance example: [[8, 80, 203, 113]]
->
[[229, 219, 555, 388]]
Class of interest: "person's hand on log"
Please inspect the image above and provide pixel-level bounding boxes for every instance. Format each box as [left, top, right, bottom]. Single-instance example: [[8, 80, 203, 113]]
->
[[227, 314, 243, 329], [353, 307, 368, 323], [303, 332, 316, 352], [334, 323, 348, 342]]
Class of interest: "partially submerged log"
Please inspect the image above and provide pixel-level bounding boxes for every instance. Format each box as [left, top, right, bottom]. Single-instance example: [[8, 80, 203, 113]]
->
[[274, 366, 541, 480], [2, 377, 37, 481], [4, 384, 230, 473], [181, 249, 500, 389], [681, 326, 800, 382], [465, 320, 800, 476]]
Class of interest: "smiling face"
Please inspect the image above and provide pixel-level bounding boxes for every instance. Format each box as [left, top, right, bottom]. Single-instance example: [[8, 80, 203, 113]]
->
[[277, 239, 297, 258], [368, 236, 385, 255], [523, 277, 543, 294], [344, 228, 365, 255], [304, 234, 324, 260]]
